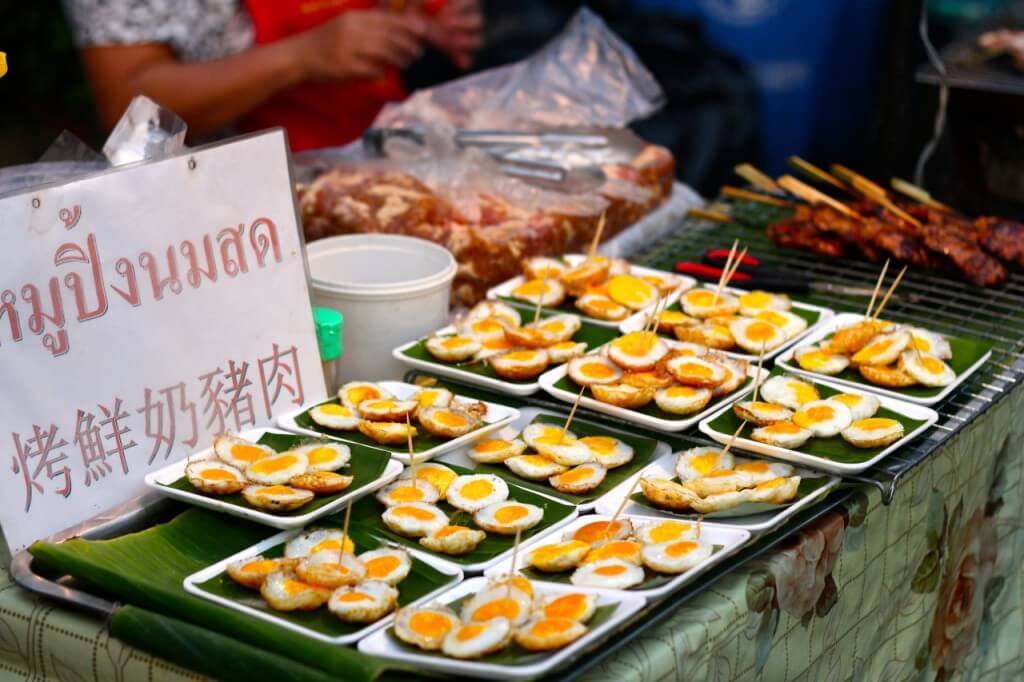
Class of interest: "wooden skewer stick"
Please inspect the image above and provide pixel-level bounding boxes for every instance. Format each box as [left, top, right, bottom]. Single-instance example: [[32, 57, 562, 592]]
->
[[506, 528, 523, 598], [733, 164, 781, 193], [688, 207, 733, 223], [696, 515, 703, 541], [721, 247, 748, 290], [830, 165, 923, 229], [560, 384, 586, 444], [339, 498, 354, 565], [605, 475, 644, 540], [405, 412, 419, 485], [722, 185, 793, 208], [864, 259, 890, 319], [532, 270, 548, 325], [787, 156, 851, 194], [871, 265, 908, 322], [712, 240, 739, 305], [890, 178, 953, 213], [776, 175, 863, 221], [587, 211, 608, 259], [645, 294, 667, 335], [751, 346, 766, 403], [720, 419, 748, 458]]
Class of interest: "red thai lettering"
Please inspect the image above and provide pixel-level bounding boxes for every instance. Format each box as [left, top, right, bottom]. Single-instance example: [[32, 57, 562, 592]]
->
[[249, 217, 281, 267], [55, 233, 108, 322]]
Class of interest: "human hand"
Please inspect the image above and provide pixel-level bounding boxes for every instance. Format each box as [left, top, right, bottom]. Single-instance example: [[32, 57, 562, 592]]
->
[[422, 0, 483, 70], [294, 10, 427, 82]]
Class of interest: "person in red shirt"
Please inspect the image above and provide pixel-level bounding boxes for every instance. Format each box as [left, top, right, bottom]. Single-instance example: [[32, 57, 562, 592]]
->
[[63, 0, 483, 150]]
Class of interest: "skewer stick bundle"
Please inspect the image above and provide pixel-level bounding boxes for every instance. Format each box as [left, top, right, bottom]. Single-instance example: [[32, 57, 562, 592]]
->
[[871, 265, 908, 321], [733, 164, 782, 193], [688, 208, 733, 223], [722, 186, 792, 208], [776, 175, 863, 221], [587, 212, 608, 259], [787, 156, 850, 194], [864, 259, 890, 319]]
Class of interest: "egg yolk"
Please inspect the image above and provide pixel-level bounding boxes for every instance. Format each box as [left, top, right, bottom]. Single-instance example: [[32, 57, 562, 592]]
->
[[798, 351, 833, 371], [690, 452, 721, 476], [365, 556, 402, 578], [460, 480, 495, 500], [764, 422, 803, 434], [586, 298, 622, 314], [579, 436, 617, 454], [493, 505, 529, 523], [389, 485, 427, 503], [608, 275, 655, 306], [746, 321, 779, 342], [613, 332, 657, 357], [687, 290, 715, 306], [415, 468, 455, 491], [531, 619, 574, 637], [757, 477, 787, 490], [434, 411, 468, 428], [250, 454, 299, 474], [472, 598, 521, 622], [472, 319, 503, 334], [534, 427, 567, 445], [832, 394, 861, 408], [921, 356, 945, 374], [441, 337, 470, 349], [594, 564, 628, 576], [319, 404, 352, 416], [791, 383, 819, 404], [258, 485, 296, 495], [666, 541, 698, 557], [532, 542, 584, 565], [200, 468, 238, 481], [705, 469, 737, 479], [556, 467, 596, 485], [519, 455, 556, 467], [366, 400, 397, 410], [515, 280, 550, 297], [306, 447, 339, 466], [858, 339, 892, 359], [552, 341, 579, 351], [229, 443, 268, 463], [456, 624, 486, 642], [913, 337, 932, 352], [346, 386, 379, 405], [502, 351, 540, 363], [649, 522, 693, 544], [588, 541, 640, 562], [541, 320, 566, 334], [241, 559, 278, 573], [795, 406, 834, 426], [482, 338, 512, 351], [736, 461, 771, 474], [392, 506, 437, 521], [665, 386, 699, 398], [756, 310, 788, 327], [476, 439, 511, 453], [855, 418, 897, 431], [410, 612, 453, 638], [435, 525, 469, 538], [580, 362, 616, 379], [338, 591, 373, 603], [574, 521, 621, 544], [660, 311, 690, 325], [543, 594, 589, 620], [283, 579, 312, 595], [676, 362, 713, 378], [740, 291, 772, 309]]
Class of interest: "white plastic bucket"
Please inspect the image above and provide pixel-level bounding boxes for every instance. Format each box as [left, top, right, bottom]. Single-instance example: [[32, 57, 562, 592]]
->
[[306, 234, 456, 381]]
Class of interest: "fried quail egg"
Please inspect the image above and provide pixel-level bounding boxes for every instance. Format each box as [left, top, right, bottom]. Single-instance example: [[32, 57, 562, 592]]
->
[[412, 388, 455, 414], [734, 460, 796, 484], [681, 289, 740, 318], [754, 309, 807, 340], [566, 518, 633, 545], [506, 455, 569, 480], [285, 528, 355, 558], [607, 274, 660, 310], [458, 317, 511, 344], [419, 525, 486, 555], [376, 479, 441, 507], [641, 540, 713, 574], [582, 539, 643, 565], [674, 321, 735, 350], [226, 555, 296, 589], [358, 421, 418, 445], [394, 606, 460, 651], [446, 475, 509, 512], [293, 442, 351, 472], [489, 349, 550, 380], [523, 256, 568, 280], [246, 451, 309, 485], [642, 272, 682, 295], [418, 406, 480, 438], [260, 571, 329, 611], [442, 618, 514, 659], [567, 356, 623, 386], [290, 470, 353, 494], [400, 462, 458, 497], [487, 575, 534, 600], [681, 469, 747, 497], [339, 382, 393, 411], [308, 403, 362, 431], [473, 501, 543, 534], [381, 503, 449, 538], [523, 423, 577, 449], [560, 259, 610, 293], [576, 294, 630, 321], [791, 399, 853, 437], [759, 376, 820, 410], [590, 382, 656, 409], [750, 421, 813, 449], [842, 417, 905, 448], [676, 446, 735, 481], [548, 341, 587, 364], [468, 438, 527, 464], [652, 385, 712, 415], [688, 488, 754, 514], [467, 301, 522, 329], [639, 477, 701, 510], [571, 559, 645, 589], [186, 460, 246, 495], [425, 335, 482, 362], [732, 400, 793, 425], [730, 318, 787, 353], [669, 341, 711, 357], [461, 587, 532, 625], [621, 368, 676, 390], [900, 350, 956, 387], [533, 314, 582, 343], [666, 356, 727, 388], [829, 393, 880, 420], [536, 592, 596, 622], [747, 476, 801, 504], [825, 319, 892, 354], [794, 345, 851, 375], [655, 309, 697, 334], [527, 541, 591, 573], [358, 399, 418, 422], [851, 331, 911, 366], [516, 618, 587, 652], [213, 434, 274, 470], [738, 290, 792, 316], [637, 520, 698, 545], [712, 355, 749, 396], [329, 580, 398, 623], [859, 363, 917, 387], [535, 438, 595, 466], [473, 336, 515, 361], [579, 436, 634, 468], [549, 462, 607, 494], [295, 552, 366, 589], [512, 278, 566, 307], [908, 328, 952, 360], [608, 332, 669, 371], [357, 548, 412, 585], [504, 325, 558, 349]]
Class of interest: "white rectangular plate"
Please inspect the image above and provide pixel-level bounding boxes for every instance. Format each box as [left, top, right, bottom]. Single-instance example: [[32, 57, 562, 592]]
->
[[697, 375, 939, 474], [775, 312, 993, 406], [594, 450, 840, 534], [619, 285, 834, 363], [483, 513, 750, 599], [183, 529, 462, 644], [437, 406, 673, 513], [538, 343, 767, 433], [144, 427, 403, 530], [486, 254, 697, 328], [357, 576, 645, 680], [276, 381, 520, 464]]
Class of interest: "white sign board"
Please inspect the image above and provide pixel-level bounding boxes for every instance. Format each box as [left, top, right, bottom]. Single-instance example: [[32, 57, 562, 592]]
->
[[0, 130, 325, 551]]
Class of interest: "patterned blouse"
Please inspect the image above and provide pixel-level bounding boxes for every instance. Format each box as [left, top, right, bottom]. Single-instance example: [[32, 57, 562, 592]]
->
[[62, 0, 255, 62]]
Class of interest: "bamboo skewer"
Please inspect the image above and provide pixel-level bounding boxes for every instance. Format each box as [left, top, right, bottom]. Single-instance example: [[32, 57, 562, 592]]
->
[[734, 164, 781, 193], [722, 186, 792, 208], [560, 385, 586, 444], [533, 270, 548, 325], [606, 476, 643, 539], [871, 265, 908, 321], [405, 413, 418, 485], [696, 515, 703, 541], [751, 347, 766, 403], [830, 165, 923, 229], [688, 208, 733, 223], [787, 156, 851, 194], [712, 240, 739, 305], [776, 175, 863, 221], [865, 259, 890, 319], [720, 420, 748, 458], [587, 212, 608, 259], [718, 247, 748, 296], [339, 499, 354, 566], [506, 528, 522, 598], [890, 178, 953, 213]]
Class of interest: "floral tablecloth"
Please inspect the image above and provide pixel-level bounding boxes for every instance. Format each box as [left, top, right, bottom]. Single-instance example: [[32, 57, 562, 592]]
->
[[0, 386, 1021, 681]]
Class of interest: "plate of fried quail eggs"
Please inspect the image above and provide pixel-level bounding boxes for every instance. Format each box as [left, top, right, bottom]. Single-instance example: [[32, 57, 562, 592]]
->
[[183, 526, 462, 644], [698, 371, 938, 474], [145, 428, 403, 529], [357, 575, 645, 679], [277, 381, 519, 464]]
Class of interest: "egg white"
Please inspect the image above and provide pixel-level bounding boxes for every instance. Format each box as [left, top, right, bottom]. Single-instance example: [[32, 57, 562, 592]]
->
[[461, 587, 533, 626], [665, 355, 727, 388], [549, 462, 607, 494], [308, 404, 362, 431], [473, 501, 543, 534], [908, 328, 952, 360], [732, 400, 793, 425], [900, 350, 956, 387], [641, 539, 713, 574], [339, 382, 393, 411], [328, 580, 398, 623], [791, 399, 853, 437], [794, 345, 850, 375], [829, 392, 880, 420], [381, 503, 449, 538], [213, 434, 274, 470], [729, 317, 787, 353], [738, 290, 792, 316], [468, 438, 527, 464], [676, 446, 734, 481], [754, 309, 807, 340], [637, 520, 698, 545], [357, 548, 412, 585], [681, 289, 740, 318], [376, 479, 441, 507], [578, 436, 634, 468], [185, 460, 246, 495], [575, 293, 630, 321], [446, 474, 510, 512], [293, 442, 351, 472], [567, 355, 623, 386], [442, 617, 514, 659], [654, 385, 713, 415], [522, 423, 577, 450], [842, 417, 905, 447], [570, 558, 645, 589], [245, 451, 309, 485], [394, 606, 460, 651], [759, 376, 820, 410], [851, 331, 911, 366], [506, 455, 569, 480], [750, 422, 813, 449], [419, 525, 487, 555]]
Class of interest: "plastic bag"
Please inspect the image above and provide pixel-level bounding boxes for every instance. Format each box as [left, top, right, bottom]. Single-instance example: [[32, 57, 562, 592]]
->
[[374, 7, 664, 131]]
